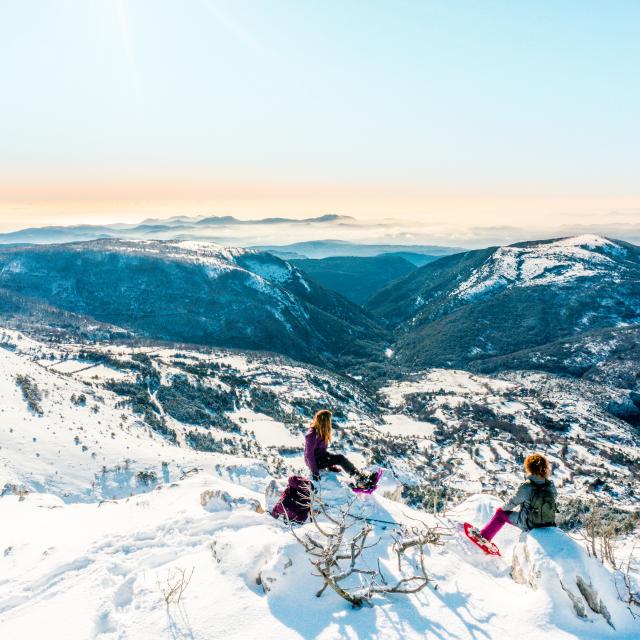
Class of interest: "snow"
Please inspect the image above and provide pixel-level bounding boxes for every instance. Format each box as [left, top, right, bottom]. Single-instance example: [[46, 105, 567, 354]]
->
[[239, 257, 294, 285], [452, 235, 625, 301], [48, 359, 91, 373], [555, 234, 618, 250], [232, 409, 300, 447], [1, 328, 639, 638], [2, 481, 636, 639], [512, 527, 633, 630], [0, 347, 215, 502], [379, 414, 434, 438], [380, 369, 514, 406]]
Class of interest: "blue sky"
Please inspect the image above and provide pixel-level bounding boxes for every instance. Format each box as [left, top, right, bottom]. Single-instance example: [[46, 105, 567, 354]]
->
[[0, 0, 638, 234]]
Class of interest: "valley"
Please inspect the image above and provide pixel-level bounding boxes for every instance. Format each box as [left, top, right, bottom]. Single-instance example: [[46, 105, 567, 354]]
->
[[1, 233, 639, 639]]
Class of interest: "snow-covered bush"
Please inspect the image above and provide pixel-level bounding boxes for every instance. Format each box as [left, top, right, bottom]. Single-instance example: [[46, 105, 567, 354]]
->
[[135, 470, 158, 487], [15, 374, 43, 416], [71, 393, 87, 406]]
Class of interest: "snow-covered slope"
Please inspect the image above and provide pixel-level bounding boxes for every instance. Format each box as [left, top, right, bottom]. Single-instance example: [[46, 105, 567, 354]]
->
[[0, 239, 388, 369], [0, 328, 379, 502], [2, 328, 638, 510], [1, 476, 637, 639], [1, 327, 639, 638], [452, 235, 631, 300], [367, 235, 640, 370], [380, 368, 640, 506]]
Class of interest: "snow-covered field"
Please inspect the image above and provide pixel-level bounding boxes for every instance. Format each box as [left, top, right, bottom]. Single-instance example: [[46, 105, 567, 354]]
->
[[1, 473, 637, 639], [1, 328, 638, 638]]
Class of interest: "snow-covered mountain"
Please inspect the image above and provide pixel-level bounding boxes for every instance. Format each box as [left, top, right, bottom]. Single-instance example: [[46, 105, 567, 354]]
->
[[1, 234, 639, 639], [451, 235, 631, 299], [1, 328, 639, 638], [1, 328, 638, 516], [368, 235, 640, 370], [0, 239, 387, 369]]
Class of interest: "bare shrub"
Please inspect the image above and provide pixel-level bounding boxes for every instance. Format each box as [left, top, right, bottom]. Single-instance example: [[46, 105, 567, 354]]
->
[[571, 502, 638, 571], [158, 566, 194, 608], [287, 489, 441, 607], [614, 540, 640, 616]]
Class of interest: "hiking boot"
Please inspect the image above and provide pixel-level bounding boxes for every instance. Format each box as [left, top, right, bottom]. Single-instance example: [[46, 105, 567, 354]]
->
[[467, 526, 488, 543], [353, 471, 378, 490]]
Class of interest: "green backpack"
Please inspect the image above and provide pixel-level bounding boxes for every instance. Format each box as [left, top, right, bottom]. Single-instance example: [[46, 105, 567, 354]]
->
[[527, 480, 557, 528]]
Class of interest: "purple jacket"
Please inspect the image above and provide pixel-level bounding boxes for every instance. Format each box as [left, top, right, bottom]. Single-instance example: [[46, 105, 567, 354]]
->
[[304, 428, 327, 476]]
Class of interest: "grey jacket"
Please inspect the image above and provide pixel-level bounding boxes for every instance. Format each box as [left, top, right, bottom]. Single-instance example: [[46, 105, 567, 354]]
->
[[504, 475, 557, 531]]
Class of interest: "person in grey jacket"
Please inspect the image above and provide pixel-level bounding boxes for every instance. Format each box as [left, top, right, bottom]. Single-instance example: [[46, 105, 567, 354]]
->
[[476, 453, 557, 542]]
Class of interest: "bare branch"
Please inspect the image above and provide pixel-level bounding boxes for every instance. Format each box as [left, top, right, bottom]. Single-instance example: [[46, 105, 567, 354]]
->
[[158, 566, 194, 609], [286, 487, 440, 607]]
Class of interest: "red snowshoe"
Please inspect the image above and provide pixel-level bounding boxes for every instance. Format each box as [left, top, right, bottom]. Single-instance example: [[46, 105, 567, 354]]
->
[[463, 522, 501, 556], [351, 468, 383, 494]]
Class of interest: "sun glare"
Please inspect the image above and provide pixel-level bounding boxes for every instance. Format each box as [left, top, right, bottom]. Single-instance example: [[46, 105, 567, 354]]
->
[[113, 0, 143, 107]]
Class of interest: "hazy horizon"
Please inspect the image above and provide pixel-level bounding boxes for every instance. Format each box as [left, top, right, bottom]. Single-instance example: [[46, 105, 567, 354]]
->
[[1, 209, 639, 250], [1, 1, 638, 243]]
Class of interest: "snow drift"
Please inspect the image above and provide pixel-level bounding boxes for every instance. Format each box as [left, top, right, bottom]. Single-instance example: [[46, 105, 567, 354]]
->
[[512, 527, 628, 629], [1, 474, 638, 639]]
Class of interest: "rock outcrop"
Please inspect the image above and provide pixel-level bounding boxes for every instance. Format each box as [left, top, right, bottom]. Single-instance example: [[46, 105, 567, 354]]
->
[[511, 527, 625, 630]]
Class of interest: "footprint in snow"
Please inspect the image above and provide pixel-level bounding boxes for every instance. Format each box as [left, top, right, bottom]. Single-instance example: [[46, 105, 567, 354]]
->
[[113, 575, 135, 609]]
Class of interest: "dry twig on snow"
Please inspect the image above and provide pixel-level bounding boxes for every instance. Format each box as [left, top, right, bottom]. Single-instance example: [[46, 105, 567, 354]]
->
[[158, 566, 195, 608], [286, 487, 440, 607]]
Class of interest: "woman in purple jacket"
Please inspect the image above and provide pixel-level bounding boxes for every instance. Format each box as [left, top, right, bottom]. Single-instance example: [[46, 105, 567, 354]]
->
[[304, 409, 370, 484]]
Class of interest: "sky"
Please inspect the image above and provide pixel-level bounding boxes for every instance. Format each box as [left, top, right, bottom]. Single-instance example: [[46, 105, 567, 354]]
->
[[0, 0, 638, 241]]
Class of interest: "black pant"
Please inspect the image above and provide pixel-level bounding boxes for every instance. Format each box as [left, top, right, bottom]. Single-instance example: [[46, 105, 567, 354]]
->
[[316, 451, 357, 476]]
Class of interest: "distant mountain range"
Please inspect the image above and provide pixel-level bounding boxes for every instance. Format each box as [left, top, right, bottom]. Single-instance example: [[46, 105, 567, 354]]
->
[[0, 218, 463, 270], [0, 215, 357, 245], [0, 234, 638, 386], [0, 239, 387, 369]]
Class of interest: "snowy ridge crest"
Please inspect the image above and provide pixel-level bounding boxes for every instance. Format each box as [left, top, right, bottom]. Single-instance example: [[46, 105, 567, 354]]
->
[[453, 235, 625, 300]]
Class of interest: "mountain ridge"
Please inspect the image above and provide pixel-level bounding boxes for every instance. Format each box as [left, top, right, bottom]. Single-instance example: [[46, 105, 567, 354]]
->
[[0, 239, 388, 369], [368, 234, 640, 370], [0, 215, 358, 245]]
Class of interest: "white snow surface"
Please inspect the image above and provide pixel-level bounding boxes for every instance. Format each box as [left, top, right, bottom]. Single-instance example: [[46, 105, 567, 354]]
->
[[379, 414, 435, 438], [1, 479, 637, 639], [380, 369, 514, 407], [1, 328, 639, 638], [452, 235, 626, 300]]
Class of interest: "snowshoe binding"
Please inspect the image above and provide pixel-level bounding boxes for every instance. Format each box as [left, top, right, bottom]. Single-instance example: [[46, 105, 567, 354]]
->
[[350, 468, 383, 494], [463, 522, 501, 556]]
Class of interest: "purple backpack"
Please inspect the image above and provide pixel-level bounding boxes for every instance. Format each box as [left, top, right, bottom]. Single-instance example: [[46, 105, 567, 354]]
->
[[271, 475, 313, 524]]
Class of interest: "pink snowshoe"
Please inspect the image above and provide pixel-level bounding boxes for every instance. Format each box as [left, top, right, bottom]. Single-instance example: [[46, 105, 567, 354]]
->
[[351, 468, 383, 494], [463, 522, 501, 556]]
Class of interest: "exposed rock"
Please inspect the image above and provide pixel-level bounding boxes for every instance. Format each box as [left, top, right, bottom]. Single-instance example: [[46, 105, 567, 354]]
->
[[511, 527, 622, 629], [258, 554, 294, 594]]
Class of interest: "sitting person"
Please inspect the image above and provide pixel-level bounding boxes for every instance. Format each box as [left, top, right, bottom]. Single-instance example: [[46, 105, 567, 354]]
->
[[304, 409, 374, 487], [472, 452, 557, 543]]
